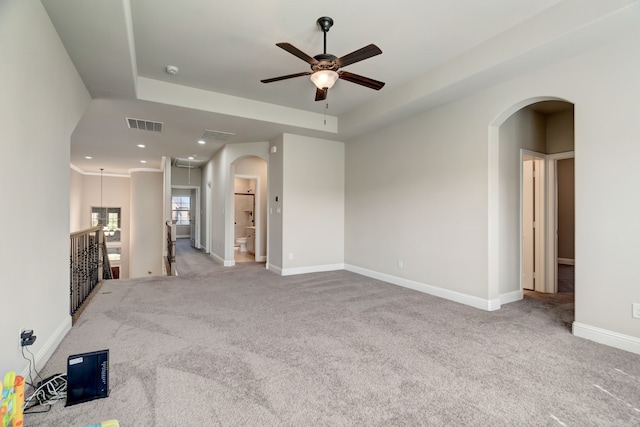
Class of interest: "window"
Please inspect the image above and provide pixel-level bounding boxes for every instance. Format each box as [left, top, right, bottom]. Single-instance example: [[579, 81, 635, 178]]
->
[[91, 207, 121, 243], [172, 196, 190, 226], [107, 247, 121, 262]]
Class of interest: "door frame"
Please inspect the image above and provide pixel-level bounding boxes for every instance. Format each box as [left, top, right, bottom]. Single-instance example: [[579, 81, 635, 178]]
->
[[520, 149, 575, 294], [546, 151, 575, 293]]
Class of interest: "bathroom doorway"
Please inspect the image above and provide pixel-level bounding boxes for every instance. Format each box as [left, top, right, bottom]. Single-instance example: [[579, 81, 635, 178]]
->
[[234, 177, 257, 262], [230, 155, 267, 265]]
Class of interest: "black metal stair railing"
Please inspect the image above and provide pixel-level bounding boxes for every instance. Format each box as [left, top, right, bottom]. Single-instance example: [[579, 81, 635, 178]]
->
[[70, 226, 112, 319], [166, 221, 176, 275]]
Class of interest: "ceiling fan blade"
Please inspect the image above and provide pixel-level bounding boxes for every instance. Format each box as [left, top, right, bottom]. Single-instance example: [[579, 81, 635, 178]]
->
[[276, 43, 318, 65], [336, 44, 382, 68], [315, 87, 328, 102], [261, 71, 312, 84], [339, 71, 385, 90]]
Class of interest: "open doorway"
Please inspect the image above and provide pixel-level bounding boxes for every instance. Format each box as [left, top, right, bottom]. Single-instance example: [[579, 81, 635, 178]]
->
[[513, 101, 575, 296], [491, 97, 574, 317], [517, 102, 574, 328], [230, 155, 268, 265], [171, 186, 200, 249], [233, 178, 257, 263]]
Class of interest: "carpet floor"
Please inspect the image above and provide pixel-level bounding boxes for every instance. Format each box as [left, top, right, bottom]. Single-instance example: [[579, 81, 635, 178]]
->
[[27, 244, 640, 426]]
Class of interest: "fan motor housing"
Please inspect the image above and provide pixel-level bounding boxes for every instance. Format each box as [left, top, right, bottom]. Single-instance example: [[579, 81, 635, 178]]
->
[[312, 53, 338, 72]]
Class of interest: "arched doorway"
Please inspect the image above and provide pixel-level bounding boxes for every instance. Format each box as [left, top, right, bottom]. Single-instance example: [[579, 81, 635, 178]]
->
[[488, 97, 574, 315]]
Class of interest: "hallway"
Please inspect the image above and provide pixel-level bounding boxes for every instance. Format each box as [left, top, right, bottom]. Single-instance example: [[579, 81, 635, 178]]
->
[[173, 238, 261, 276]]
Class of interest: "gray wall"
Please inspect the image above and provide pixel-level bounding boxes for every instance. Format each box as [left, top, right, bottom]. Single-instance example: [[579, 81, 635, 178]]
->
[[547, 109, 575, 154], [282, 135, 345, 272], [268, 136, 284, 269], [172, 165, 202, 186]]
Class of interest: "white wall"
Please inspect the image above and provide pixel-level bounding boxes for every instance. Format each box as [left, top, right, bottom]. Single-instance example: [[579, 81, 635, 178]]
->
[[130, 171, 164, 277], [0, 0, 90, 374], [344, 19, 640, 350], [281, 134, 345, 274]]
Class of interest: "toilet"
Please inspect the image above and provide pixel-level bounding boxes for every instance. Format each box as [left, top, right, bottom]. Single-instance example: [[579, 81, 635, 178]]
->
[[236, 237, 247, 252]]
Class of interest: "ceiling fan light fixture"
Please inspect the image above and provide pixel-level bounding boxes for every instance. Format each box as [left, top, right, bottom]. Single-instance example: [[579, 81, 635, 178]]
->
[[310, 70, 339, 89]]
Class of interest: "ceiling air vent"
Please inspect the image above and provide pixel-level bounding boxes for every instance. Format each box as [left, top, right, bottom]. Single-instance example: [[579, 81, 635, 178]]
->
[[201, 129, 235, 141], [172, 157, 204, 168], [126, 117, 163, 132]]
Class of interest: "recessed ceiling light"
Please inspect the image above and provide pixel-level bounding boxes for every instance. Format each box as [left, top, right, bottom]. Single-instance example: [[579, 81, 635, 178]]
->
[[137, 144, 145, 148], [85, 156, 93, 159], [198, 140, 205, 145], [140, 160, 147, 164], [188, 156, 195, 160]]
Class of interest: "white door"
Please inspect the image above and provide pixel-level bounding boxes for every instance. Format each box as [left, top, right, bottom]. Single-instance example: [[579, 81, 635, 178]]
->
[[523, 159, 535, 290]]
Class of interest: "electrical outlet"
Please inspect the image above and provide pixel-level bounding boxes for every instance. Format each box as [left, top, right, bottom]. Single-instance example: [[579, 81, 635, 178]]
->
[[397, 260, 403, 269], [288, 252, 294, 260], [633, 303, 640, 319], [20, 329, 36, 347]]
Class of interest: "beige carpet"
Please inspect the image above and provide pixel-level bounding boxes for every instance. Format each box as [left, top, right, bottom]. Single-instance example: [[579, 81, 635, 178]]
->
[[27, 245, 640, 426]]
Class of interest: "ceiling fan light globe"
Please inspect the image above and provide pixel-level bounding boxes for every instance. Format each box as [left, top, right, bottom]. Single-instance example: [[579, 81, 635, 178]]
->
[[310, 70, 339, 89]]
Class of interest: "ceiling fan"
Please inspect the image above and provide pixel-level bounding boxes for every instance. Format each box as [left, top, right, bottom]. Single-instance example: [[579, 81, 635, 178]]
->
[[261, 16, 385, 101]]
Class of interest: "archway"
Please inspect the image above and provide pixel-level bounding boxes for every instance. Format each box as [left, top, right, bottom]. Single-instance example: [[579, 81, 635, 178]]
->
[[488, 97, 574, 310]]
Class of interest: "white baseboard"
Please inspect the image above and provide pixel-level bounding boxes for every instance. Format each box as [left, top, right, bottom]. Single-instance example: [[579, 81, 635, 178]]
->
[[573, 322, 640, 355], [22, 316, 72, 378], [558, 258, 575, 265], [281, 263, 345, 276], [256, 255, 267, 262], [500, 289, 523, 305], [345, 264, 499, 311], [267, 264, 282, 274], [209, 252, 235, 267]]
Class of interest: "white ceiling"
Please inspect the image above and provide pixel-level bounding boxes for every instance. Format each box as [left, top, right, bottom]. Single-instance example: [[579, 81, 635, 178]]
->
[[39, 0, 635, 175]]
